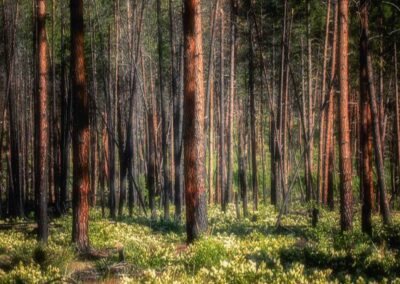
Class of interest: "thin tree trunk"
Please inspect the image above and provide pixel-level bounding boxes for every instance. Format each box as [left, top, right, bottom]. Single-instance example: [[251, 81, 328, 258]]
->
[[35, 0, 49, 244], [273, 0, 288, 207], [306, 0, 313, 201], [364, 9, 391, 225], [323, 0, 338, 209], [60, 3, 70, 215], [157, 0, 171, 221], [238, 109, 248, 217], [174, 39, 184, 221], [317, 0, 331, 203], [89, 8, 98, 208], [206, 0, 219, 207], [226, 0, 237, 208], [395, 42, 400, 209], [107, 25, 116, 220], [219, 8, 227, 211], [248, 3, 258, 212]]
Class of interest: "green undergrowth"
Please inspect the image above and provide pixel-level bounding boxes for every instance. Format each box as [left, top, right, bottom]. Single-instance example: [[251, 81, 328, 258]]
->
[[0, 205, 399, 283]]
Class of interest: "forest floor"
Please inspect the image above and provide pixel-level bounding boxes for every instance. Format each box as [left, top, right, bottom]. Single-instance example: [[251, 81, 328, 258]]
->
[[0, 205, 399, 283]]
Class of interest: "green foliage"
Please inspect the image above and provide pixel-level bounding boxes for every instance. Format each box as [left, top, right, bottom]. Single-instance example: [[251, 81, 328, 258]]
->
[[0, 206, 399, 283], [186, 237, 228, 272]]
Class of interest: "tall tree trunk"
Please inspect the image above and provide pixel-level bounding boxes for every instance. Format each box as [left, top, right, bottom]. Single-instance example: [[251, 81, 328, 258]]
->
[[71, 0, 90, 252], [318, 0, 331, 203], [306, 0, 313, 202], [169, 0, 183, 222], [226, 0, 237, 207], [35, 0, 49, 244], [107, 25, 116, 220], [206, 0, 219, 206], [147, 73, 158, 219], [115, 0, 128, 218], [89, 8, 98, 208], [183, 0, 208, 243], [60, 4, 70, 215], [3, 1, 23, 218], [157, 0, 171, 221], [173, 38, 184, 221], [273, 0, 288, 207], [338, 0, 353, 231], [395, 42, 400, 209], [359, 0, 373, 235], [219, 8, 227, 211], [248, 3, 258, 212], [363, 8, 391, 225], [238, 108, 248, 217], [323, 0, 338, 209]]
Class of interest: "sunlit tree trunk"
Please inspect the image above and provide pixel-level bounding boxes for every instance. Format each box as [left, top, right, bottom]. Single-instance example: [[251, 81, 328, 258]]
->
[[338, 0, 353, 231], [35, 0, 49, 243]]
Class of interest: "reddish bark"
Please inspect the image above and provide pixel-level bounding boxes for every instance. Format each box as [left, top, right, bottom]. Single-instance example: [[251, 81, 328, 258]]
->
[[36, 0, 49, 243], [338, 0, 353, 231], [71, 0, 90, 252], [183, 0, 208, 243], [359, 1, 374, 234], [317, 0, 331, 203], [323, 0, 338, 208]]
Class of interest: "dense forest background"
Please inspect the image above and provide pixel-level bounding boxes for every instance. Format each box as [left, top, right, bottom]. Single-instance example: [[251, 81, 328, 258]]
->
[[0, 0, 400, 282]]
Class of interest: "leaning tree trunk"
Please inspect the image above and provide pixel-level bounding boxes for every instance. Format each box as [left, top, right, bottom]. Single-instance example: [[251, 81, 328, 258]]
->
[[183, 0, 208, 243], [364, 8, 391, 225], [71, 0, 90, 252]]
